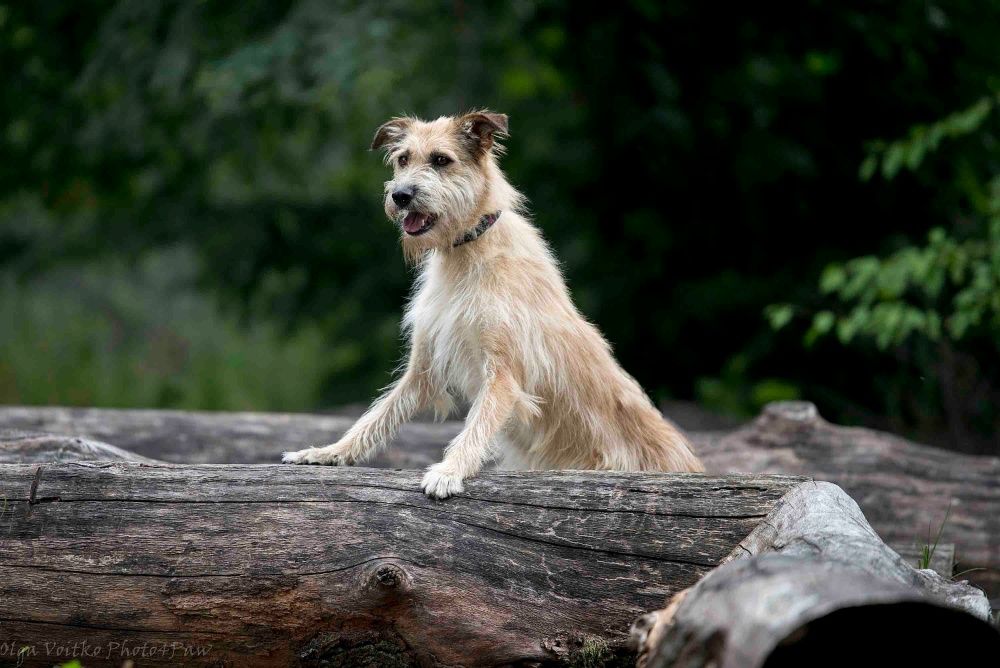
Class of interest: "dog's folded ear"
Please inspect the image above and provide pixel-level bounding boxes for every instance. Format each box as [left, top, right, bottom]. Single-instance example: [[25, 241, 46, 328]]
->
[[458, 111, 509, 154], [371, 118, 412, 151]]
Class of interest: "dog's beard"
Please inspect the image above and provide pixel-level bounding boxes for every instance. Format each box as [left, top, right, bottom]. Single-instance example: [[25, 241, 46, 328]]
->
[[400, 227, 437, 264]]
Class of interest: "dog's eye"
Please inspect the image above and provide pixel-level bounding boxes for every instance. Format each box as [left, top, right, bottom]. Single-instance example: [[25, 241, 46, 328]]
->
[[432, 154, 452, 167], [398, 154, 409, 168]]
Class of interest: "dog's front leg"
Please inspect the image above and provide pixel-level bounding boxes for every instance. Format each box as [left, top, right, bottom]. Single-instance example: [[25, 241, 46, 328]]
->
[[421, 364, 521, 499], [283, 363, 431, 466]]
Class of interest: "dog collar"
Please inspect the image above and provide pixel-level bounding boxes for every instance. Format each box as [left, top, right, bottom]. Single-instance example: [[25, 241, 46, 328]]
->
[[453, 211, 502, 247]]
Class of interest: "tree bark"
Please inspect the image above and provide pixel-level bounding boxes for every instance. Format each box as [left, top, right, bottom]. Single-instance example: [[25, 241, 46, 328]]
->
[[631, 481, 996, 668], [0, 463, 801, 667], [0, 429, 158, 464], [1, 401, 998, 596], [695, 401, 1000, 598], [633, 555, 999, 668], [0, 405, 453, 468]]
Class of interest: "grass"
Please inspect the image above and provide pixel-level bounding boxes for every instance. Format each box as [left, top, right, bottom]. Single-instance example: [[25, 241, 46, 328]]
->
[[0, 249, 349, 412], [916, 501, 952, 571], [913, 502, 990, 582]]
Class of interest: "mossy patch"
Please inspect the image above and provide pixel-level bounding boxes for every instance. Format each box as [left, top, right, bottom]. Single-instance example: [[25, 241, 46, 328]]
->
[[297, 630, 416, 668]]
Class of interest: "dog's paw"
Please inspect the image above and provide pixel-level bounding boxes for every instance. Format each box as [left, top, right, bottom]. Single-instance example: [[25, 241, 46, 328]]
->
[[421, 463, 465, 500], [282, 446, 354, 466]]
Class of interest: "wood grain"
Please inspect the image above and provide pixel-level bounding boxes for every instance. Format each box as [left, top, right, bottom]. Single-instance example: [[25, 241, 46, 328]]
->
[[633, 481, 996, 668], [0, 429, 158, 464], [636, 554, 1000, 668], [696, 402, 1000, 597], [2, 401, 998, 597], [0, 405, 453, 468], [0, 463, 803, 666]]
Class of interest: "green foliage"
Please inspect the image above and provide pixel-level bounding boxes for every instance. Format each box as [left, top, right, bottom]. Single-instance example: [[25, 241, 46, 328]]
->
[[0, 250, 333, 410], [696, 356, 800, 418], [773, 219, 1000, 351], [859, 94, 998, 181], [566, 636, 633, 668], [0, 0, 588, 406], [773, 99, 1000, 351], [2, 2, 1000, 448], [769, 89, 1000, 447]]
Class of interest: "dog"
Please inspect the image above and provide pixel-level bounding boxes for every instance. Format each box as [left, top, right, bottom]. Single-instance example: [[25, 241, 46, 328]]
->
[[282, 111, 703, 497]]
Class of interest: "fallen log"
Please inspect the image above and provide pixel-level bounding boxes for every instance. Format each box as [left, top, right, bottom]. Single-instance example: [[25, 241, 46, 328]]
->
[[0, 429, 157, 464], [0, 464, 802, 667], [695, 401, 1000, 598], [2, 401, 998, 597], [634, 555, 999, 668], [0, 405, 452, 468], [632, 481, 996, 668]]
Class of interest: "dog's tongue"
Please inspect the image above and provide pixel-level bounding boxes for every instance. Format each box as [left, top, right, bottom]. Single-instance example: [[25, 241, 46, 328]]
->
[[403, 212, 429, 234]]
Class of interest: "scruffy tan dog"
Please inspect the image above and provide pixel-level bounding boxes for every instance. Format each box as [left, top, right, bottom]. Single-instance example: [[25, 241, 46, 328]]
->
[[283, 111, 703, 497]]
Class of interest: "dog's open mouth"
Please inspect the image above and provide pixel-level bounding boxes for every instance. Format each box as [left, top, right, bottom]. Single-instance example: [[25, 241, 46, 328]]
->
[[402, 211, 438, 236]]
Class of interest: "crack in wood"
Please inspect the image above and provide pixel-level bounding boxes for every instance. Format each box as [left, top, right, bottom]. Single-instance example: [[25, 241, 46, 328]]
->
[[27, 464, 42, 504], [0, 555, 428, 579], [440, 513, 722, 568], [5, 494, 773, 520]]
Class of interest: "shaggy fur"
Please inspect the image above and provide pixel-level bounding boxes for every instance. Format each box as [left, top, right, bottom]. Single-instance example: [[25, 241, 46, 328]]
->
[[283, 111, 703, 498]]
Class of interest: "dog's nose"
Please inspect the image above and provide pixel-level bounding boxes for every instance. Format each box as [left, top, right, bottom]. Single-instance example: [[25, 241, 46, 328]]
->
[[392, 187, 414, 207]]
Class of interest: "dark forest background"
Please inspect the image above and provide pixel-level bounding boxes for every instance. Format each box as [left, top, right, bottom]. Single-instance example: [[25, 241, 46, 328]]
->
[[2, 1, 998, 454]]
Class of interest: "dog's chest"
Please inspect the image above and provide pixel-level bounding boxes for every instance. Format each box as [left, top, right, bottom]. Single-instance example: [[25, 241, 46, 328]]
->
[[407, 269, 488, 398]]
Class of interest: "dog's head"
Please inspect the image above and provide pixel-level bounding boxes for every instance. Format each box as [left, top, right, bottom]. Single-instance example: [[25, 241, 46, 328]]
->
[[371, 111, 508, 259]]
